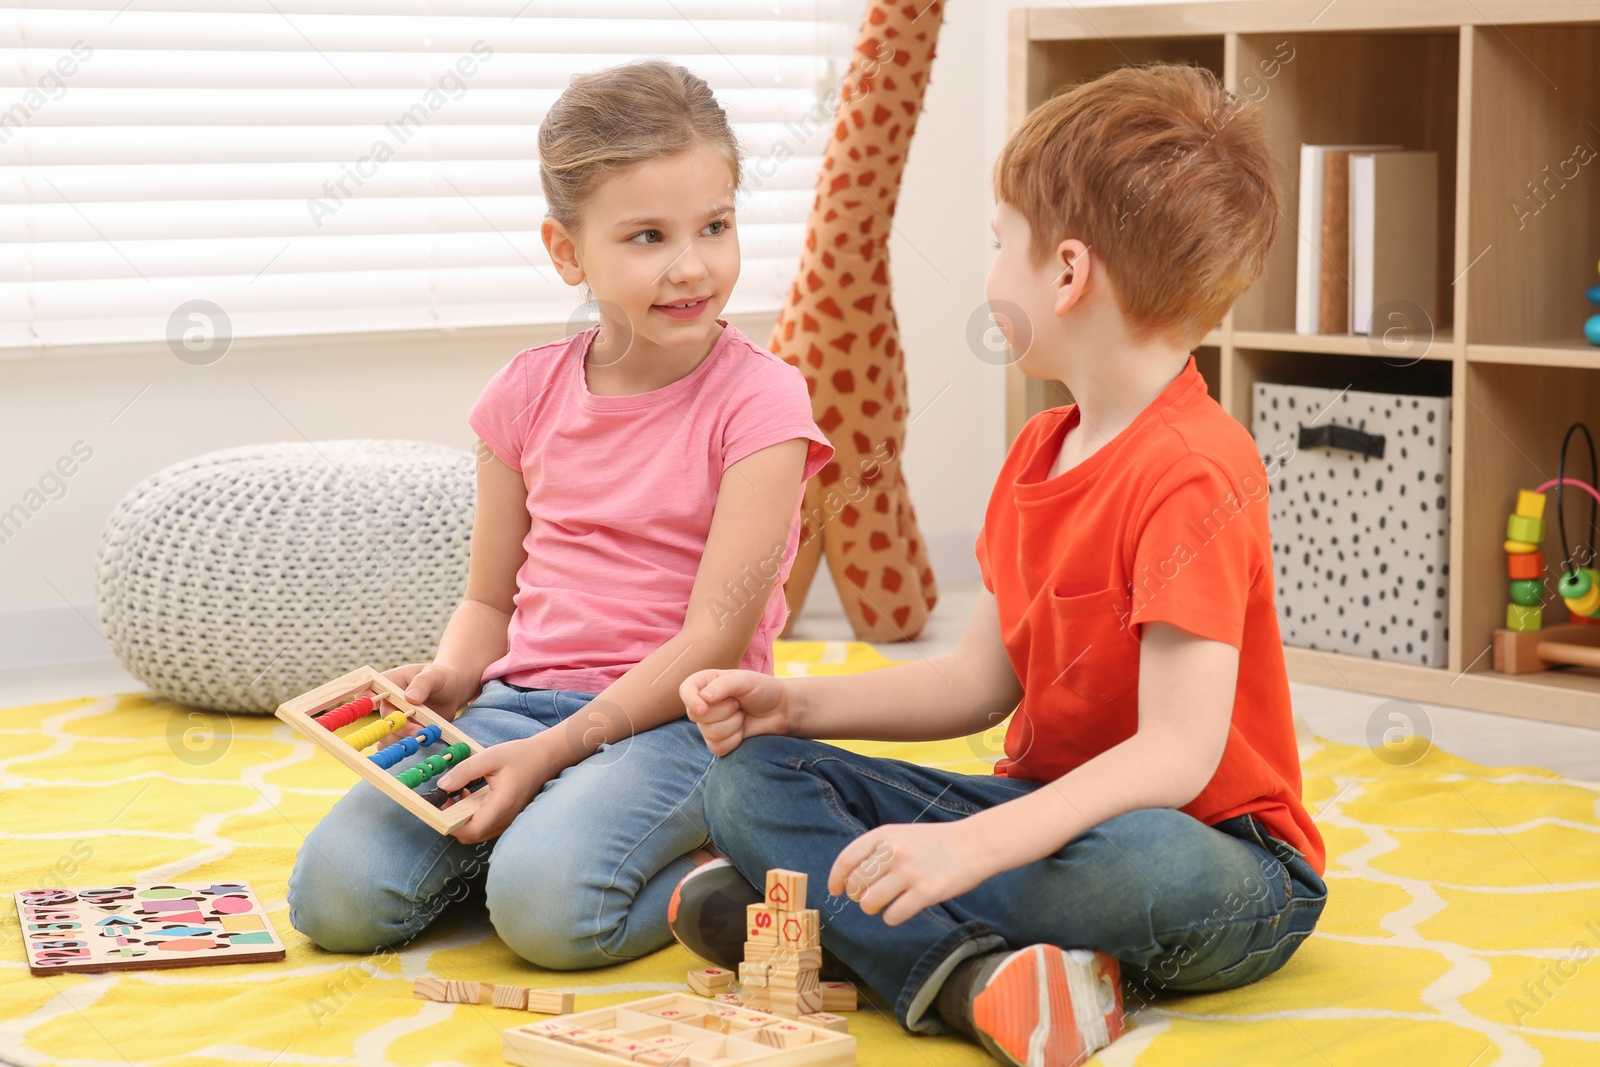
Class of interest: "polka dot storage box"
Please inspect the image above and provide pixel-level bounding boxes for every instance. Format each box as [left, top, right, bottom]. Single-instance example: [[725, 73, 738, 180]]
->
[[95, 439, 475, 714], [1253, 382, 1452, 667]]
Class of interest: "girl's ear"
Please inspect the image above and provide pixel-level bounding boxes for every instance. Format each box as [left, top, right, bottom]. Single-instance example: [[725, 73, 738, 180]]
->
[[1050, 238, 1093, 319], [542, 218, 585, 286]]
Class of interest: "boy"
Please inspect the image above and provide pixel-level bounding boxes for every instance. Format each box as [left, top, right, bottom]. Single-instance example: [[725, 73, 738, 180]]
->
[[672, 63, 1327, 1066]]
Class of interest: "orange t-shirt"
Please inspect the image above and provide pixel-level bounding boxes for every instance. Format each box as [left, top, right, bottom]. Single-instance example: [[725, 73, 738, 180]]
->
[[975, 355, 1326, 875]]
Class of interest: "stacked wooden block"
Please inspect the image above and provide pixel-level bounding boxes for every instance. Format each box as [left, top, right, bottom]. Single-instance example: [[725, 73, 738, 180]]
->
[[740, 869, 822, 1017], [414, 977, 573, 1014]]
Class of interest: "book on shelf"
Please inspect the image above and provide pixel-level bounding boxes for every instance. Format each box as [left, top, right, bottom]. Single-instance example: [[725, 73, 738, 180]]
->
[[1349, 149, 1438, 336], [1295, 143, 1398, 335]]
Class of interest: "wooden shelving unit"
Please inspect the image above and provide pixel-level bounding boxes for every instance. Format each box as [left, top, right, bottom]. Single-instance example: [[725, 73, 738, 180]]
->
[[1006, 0, 1600, 728]]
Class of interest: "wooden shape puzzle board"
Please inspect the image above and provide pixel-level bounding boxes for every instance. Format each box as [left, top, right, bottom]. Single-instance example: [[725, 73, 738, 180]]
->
[[14, 882, 286, 975], [275, 665, 488, 834], [502, 992, 856, 1066]]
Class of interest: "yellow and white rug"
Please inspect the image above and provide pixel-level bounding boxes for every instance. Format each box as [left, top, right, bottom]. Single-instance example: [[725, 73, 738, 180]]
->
[[1, 641, 1597, 1066]]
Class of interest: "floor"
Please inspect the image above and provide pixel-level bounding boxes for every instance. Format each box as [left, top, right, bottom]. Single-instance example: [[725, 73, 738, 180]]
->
[[5, 575, 1599, 781]]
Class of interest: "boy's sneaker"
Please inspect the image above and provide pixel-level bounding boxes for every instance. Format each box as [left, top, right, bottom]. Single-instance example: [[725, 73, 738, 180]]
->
[[970, 945, 1125, 1067], [667, 857, 761, 969]]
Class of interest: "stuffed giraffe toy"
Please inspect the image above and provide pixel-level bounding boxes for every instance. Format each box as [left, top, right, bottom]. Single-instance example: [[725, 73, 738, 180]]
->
[[771, 0, 945, 642]]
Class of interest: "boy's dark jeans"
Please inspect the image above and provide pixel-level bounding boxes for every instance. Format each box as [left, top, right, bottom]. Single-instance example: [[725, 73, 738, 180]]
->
[[704, 736, 1327, 1034]]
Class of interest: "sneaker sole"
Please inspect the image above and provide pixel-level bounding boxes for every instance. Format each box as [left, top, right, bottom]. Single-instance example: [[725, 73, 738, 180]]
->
[[971, 945, 1125, 1067], [666, 857, 759, 970]]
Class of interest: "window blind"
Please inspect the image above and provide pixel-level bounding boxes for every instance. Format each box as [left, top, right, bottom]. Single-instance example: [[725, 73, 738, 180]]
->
[[0, 1, 858, 352]]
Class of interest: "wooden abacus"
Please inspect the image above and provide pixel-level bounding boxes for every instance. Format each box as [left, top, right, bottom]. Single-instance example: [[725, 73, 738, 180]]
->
[[276, 665, 488, 834]]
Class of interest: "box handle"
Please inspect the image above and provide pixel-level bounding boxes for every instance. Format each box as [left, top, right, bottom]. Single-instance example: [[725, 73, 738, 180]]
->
[[1297, 422, 1385, 460]]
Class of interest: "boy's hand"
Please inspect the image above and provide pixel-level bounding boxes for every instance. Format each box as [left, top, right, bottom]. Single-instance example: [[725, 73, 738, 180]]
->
[[680, 669, 790, 756], [828, 820, 995, 927], [383, 662, 473, 726], [434, 735, 554, 845]]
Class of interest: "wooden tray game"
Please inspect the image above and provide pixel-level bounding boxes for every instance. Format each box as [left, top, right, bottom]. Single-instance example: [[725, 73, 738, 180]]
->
[[501, 992, 856, 1066]]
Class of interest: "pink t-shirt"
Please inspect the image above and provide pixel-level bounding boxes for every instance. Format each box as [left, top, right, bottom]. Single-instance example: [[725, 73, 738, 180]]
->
[[467, 318, 834, 694]]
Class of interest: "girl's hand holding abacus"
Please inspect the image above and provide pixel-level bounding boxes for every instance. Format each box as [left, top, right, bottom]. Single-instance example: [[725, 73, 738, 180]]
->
[[434, 737, 556, 845], [383, 661, 473, 726], [680, 668, 791, 756]]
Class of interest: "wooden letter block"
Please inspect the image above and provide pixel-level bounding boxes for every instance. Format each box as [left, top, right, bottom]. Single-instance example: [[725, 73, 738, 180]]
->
[[645, 1005, 703, 1024], [778, 909, 820, 950], [747, 903, 778, 944], [768, 968, 820, 995], [820, 981, 858, 1012], [768, 945, 822, 971], [743, 939, 776, 962], [552, 1026, 599, 1044], [687, 966, 736, 996], [769, 987, 823, 1017], [491, 984, 527, 1010], [714, 992, 745, 1005], [524, 989, 575, 1015], [516, 1019, 579, 1038], [413, 977, 448, 1002], [443, 979, 486, 1004], [758, 1020, 814, 1048], [739, 960, 770, 988], [803, 1011, 850, 1033], [765, 869, 808, 911]]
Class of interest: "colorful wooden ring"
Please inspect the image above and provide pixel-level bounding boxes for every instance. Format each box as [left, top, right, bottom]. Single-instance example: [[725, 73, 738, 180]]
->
[[1504, 539, 1540, 555], [1558, 568, 1593, 600], [1505, 514, 1544, 544], [1505, 603, 1543, 632], [1508, 579, 1544, 607], [1507, 551, 1545, 579], [1514, 490, 1547, 520]]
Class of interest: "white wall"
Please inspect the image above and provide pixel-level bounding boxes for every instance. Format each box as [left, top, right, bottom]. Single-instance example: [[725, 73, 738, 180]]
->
[[0, 0, 1023, 667]]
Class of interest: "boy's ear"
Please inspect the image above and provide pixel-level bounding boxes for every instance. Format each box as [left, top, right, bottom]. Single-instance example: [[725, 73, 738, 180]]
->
[[1050, 238, 1092, 319], [542, 217, 586, 286]]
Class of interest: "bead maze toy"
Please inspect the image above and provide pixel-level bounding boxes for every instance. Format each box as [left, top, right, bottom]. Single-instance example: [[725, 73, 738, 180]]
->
[[1494, 424, 1600, 674], [500, 992, 856, 1066], [275, 665, 488, 834]]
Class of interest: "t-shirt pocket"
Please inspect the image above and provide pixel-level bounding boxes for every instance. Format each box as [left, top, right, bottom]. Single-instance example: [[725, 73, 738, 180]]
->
[[1042, 584, 1141, 704]]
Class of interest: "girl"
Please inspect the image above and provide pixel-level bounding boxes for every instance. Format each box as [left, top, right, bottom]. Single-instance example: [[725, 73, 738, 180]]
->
[[287, 58, 834, 969]]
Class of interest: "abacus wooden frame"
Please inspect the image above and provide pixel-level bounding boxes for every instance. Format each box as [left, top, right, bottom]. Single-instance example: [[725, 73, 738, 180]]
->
[[276, 665, 488, 834]]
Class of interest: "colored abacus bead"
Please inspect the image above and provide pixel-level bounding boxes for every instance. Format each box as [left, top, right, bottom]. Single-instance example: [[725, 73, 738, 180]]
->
[[1514, 490, 1547, 520], [396, 742, 470, 788], [369, 723, 442, 769], [1508, 579, 1544, 607], [317, 695, 374, 731], [344, 710, 408, 751], [1507, 551, 1545, 580], [1504, 539, 1540, 555], [1505, 514, 1545, 544]]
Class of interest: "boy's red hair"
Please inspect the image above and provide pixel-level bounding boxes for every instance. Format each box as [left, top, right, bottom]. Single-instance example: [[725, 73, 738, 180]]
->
[[993, 62, 1280, 348]]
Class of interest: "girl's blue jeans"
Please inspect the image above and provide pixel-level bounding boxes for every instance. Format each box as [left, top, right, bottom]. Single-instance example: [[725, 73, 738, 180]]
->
[[703, 736, 1328, 1034], [286, 679, 714, 969]]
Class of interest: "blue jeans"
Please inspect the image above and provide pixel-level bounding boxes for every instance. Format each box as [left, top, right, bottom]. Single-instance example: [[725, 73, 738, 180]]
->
[[703, 736, 1327, 1034], [287, 679, 715, 969]]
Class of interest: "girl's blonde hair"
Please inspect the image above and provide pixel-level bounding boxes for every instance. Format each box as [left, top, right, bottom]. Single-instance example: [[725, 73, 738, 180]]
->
[[539, 59, 743, 237]]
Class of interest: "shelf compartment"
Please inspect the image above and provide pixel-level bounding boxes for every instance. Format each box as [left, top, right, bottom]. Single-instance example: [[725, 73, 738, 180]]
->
[[1465, 22, 1600, 348], [1459, 360, 1600, 674], [1230, 30, 1460, 338]]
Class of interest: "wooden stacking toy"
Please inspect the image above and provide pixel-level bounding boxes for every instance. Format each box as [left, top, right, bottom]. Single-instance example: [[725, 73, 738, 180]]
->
[[276, 665, 487, 834]]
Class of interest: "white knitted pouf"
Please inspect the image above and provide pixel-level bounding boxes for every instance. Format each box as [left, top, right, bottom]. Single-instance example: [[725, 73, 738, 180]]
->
[[95, 440, 475, 714]]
